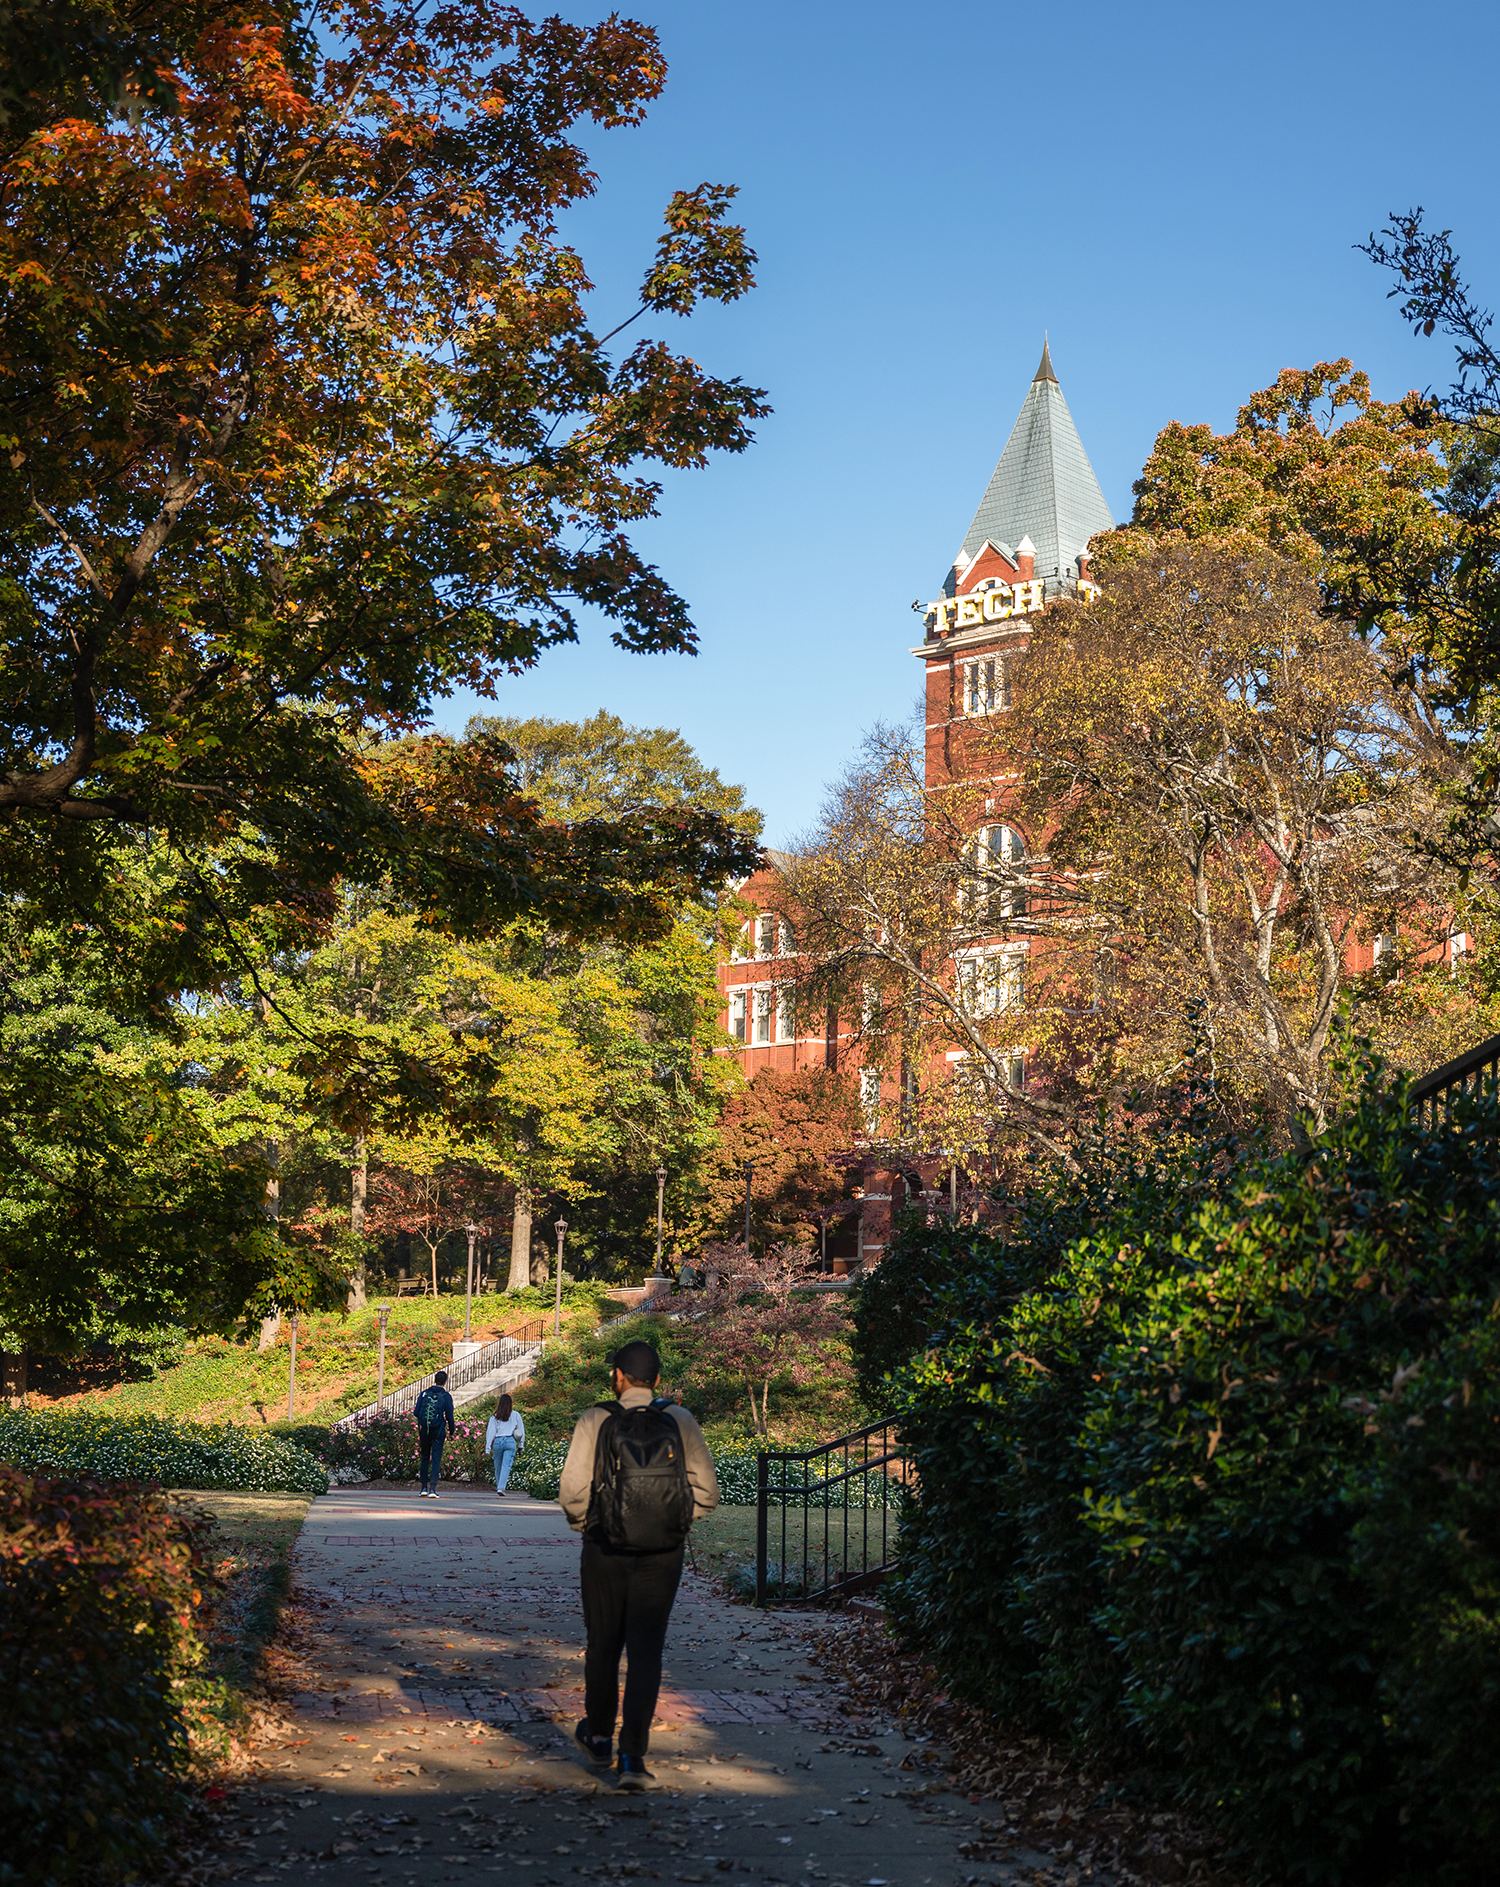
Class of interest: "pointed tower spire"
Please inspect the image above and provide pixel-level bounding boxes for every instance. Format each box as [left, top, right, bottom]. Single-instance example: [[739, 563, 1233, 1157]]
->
[[956, 341, 1112, 580]]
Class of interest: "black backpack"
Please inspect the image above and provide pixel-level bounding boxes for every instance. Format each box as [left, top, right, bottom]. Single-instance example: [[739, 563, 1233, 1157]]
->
[[414, 1386, 446, 1437], [588, 1400, 695, 1553]]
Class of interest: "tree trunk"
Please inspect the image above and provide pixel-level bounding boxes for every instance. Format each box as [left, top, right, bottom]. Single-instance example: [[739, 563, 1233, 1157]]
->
[[1, 1347, 27, 1409], [425, 1236, 440, 1300], [258, 1142, 282, 1351], [507, 1181, 532, 1293], [347, 1134, 368, 1311]]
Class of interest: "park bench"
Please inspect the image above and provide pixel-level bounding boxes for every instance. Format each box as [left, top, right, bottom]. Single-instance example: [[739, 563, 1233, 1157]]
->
[[393, 1278, 427, 1297]]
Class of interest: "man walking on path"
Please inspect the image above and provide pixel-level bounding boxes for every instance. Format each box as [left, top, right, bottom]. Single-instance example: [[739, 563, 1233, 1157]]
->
[[413, 1370, 456, 1496], [560, 1339, 719, 1790]]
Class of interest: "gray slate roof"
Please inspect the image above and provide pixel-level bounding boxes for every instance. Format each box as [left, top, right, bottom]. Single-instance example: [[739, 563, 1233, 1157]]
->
[[956, 344, 1114, 581]]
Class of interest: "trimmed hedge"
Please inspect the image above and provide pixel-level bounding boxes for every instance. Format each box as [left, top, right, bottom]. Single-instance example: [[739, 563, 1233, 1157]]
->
[[0, 1469, 212, 1884], [882, 1075, 1500, 1887], [312, 1414, 897, 1510], [0, 1409, 328, 1493]]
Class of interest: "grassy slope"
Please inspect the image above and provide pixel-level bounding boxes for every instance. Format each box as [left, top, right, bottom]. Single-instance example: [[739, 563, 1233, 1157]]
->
[[37, 1287, 612, 1427], [514, 1307, 867, 1452]]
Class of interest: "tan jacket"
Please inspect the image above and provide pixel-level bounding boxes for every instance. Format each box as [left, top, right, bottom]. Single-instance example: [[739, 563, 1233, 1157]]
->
[[559, 1386, 720, 1534]]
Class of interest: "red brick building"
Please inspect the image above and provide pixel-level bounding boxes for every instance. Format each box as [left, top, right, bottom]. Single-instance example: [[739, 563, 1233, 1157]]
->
[[716, 342, 1115, 1264], [715, 343, 1473, 1266]]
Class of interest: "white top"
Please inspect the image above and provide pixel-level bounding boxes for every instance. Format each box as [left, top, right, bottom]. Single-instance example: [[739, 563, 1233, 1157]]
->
[[485, 1412, 526, 1448]]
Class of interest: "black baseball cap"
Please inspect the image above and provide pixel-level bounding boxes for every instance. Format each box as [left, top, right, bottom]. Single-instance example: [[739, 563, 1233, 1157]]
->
[[612, 1340, 661, 1383]]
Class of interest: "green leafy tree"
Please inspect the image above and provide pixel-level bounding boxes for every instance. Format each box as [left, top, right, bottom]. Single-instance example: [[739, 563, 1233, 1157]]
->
[[0, 917, 341, 1398], [470, 710, 762, 834]]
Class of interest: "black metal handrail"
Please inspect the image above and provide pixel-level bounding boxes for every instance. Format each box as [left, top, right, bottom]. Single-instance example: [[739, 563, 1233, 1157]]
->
[[1407, 1033, 1500, 1132], [333, 1320, 547, 1428], [754, 1417, 913, 1606]]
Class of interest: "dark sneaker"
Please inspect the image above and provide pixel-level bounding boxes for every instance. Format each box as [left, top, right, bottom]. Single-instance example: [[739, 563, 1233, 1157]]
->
[[614, 1753, 653, 1791], [575, 1720, 612, 1766]]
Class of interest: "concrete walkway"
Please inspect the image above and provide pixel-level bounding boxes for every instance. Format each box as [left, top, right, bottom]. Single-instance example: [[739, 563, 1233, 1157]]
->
[[208, 1487, 1059, 1887]]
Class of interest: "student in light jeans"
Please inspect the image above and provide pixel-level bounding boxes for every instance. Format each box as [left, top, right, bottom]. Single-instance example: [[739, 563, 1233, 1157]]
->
[[485, 1393, 526, 1493]]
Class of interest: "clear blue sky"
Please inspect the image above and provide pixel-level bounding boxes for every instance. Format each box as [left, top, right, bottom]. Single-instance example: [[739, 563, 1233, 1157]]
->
[[435, 0, 1500, 848]]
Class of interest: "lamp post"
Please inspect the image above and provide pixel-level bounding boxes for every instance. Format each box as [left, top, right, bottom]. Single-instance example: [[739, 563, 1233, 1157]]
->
[[653, 1165, 667, 1278], [463, 1221, 477, 1341], [743, 1160, 754, 1255], [553, 1219, 568, 1338], [286, 1314, 299, 1419], [376, 1302, 389, 1410]]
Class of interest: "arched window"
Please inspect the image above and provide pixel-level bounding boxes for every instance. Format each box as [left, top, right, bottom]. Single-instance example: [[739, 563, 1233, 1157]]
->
[[961, 823, 1027, 920]]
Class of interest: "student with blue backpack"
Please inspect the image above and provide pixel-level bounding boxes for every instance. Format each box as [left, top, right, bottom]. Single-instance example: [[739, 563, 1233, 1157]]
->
[[413, 1370, 456, 1496], [559, 1339, 718, 1790]]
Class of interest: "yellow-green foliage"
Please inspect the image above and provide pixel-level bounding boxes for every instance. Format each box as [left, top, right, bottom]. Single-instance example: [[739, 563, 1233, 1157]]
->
[[49, 1288, 609, 1425]]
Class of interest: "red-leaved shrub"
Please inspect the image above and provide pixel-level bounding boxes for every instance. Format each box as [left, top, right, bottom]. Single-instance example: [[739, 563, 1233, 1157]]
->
[[0, 1468, 212, 1883]]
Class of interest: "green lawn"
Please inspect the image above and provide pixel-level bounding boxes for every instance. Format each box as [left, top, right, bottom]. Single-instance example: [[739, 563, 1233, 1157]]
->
[[689, 1502, 902, 1595], [173, 1488, 320, 1701], [173, 1488, 315, 1558]]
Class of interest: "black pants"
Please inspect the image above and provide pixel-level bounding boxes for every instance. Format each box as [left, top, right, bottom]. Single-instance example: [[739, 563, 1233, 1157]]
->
[[419, 1432, 446, 1489], [580, 1539, 685, 1758]]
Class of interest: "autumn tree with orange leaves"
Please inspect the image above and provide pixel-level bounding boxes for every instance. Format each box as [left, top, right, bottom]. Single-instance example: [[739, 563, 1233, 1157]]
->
[[0, 0, 765, 995]]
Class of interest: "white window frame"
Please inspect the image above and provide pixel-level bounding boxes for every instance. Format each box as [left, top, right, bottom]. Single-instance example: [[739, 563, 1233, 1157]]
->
[[962, 654, 1012, 716], [728, 989, 746, 1044], [777, 988, 797, 1042], [956, 946, 1024, 1017], [859, 1067, 882, 1125], [753, 987, 772, 1045], [961, 822, 1027, 919], [755, 914, 777, 959]]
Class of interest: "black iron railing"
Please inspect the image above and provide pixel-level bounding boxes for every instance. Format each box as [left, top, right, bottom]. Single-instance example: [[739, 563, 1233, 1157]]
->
[[754, 1417, 913, 1606], [1408, 1033, 1500, 1132], [333, 1319, 547, 1428]]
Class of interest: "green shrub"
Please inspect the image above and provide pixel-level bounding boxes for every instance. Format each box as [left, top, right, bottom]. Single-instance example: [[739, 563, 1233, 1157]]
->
[[1352, 1310, 1500, 1866], [886, 1075, 1500, 1886], [854, 1082, 1244, 1409], [0, 1469, 212, 1884], [0, 1409, 328, 1493]]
